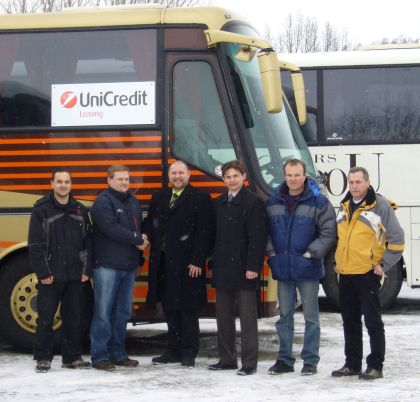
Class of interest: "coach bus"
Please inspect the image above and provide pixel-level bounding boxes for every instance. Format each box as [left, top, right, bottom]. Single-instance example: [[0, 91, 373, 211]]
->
[[0, 5, 314, 349], [281, 46, 420, 309]]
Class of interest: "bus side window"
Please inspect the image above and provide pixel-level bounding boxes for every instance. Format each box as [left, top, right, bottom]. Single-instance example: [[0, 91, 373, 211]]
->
[[323, 66, 420, 143], [0, 29, 157, 129], [172, 61, 236, 175], [282, 69, 318, 144]]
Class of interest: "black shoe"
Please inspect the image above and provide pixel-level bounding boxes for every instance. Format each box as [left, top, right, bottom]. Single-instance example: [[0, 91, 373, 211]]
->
[[92, 360, 116, 372], [36, 360, 51, 373], [237, 366, 257, 376], [359, 367, 383, 380], [111, 357, 139, 367], [62, 358, 91, 369], [301, 364, 317, 376], [331, 365, 361, 377], [181, 356, 195, 368], [268, 360, 294, 375], [152, 353, 182, 365], [208, 362, 238, 371]]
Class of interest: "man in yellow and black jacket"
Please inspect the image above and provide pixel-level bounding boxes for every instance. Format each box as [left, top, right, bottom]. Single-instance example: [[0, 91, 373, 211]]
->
[[332, 167, 404, 381]]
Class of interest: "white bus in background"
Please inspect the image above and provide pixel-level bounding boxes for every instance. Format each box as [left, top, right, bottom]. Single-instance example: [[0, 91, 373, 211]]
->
[[281, 46, 420, 309]]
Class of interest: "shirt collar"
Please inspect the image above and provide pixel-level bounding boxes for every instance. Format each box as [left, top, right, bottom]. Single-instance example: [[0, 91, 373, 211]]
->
[[172, 187, 185, 197]]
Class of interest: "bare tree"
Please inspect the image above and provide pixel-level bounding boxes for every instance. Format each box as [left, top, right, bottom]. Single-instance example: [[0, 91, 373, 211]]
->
[[1, 0, 40, 13], [265, 11, 354, 53], [97, 0, 201, 6], [302, 16, 319, 52], [281, 13, 295, 53], [61, 0, 92, 8], [322, 22, 339, 51], [263, 24, 279, 51], [340, 28, 352, 51]]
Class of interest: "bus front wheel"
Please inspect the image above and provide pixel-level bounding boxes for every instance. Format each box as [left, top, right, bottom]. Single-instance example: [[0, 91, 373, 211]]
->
[[321, 250, 403, 311], [0, 252, 92, 351]]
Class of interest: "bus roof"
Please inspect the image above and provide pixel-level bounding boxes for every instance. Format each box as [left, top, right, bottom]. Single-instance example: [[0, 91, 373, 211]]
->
[[0, 5, 246, 31], [279, 47, 420, 68]]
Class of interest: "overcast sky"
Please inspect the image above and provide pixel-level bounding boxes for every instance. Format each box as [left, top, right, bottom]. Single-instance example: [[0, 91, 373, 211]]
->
[[211, 0, 420, 45]]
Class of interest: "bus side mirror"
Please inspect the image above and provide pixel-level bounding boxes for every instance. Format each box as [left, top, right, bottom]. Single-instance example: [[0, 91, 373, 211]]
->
[[235, 45, 257, 62], [291, 72, 307, 125], [258, 51, 283, 113]]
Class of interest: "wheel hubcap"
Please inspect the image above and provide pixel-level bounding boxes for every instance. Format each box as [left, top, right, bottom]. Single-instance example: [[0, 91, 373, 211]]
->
[[10, 274, 62, 334]]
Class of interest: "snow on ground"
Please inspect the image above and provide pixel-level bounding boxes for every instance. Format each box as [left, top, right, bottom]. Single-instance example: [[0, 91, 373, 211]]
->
[[1, 286, 420, 402]]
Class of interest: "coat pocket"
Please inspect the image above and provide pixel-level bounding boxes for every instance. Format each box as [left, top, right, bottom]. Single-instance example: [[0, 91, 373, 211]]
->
[[268, 253, 288, 280]]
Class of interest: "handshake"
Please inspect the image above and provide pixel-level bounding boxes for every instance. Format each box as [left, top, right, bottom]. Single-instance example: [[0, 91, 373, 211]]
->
[[137, 234, 149, 251]]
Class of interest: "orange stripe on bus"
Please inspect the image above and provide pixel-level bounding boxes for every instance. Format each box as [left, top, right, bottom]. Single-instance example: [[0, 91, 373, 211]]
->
[[207, 287, 216, 301], [0, 171, 162, 179], [0, 241, 18, 248], [78, 194, 153, 201], [0, 160, 162, 167], [0, 136, 161, 144], [262, 264, 270, 276], [191, 182, 225, 187], [0, 183, 163, 190], [190, 170, 206, 176], [133, 286, 148, 299], [0, 148, 161, 156]]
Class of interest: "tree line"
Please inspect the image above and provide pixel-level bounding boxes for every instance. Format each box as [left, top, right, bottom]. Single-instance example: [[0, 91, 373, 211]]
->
[[0, 0, 201, 14], [264, 11, 420, 53]]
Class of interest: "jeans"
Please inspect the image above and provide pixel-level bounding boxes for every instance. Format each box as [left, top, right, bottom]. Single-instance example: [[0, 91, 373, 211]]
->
[[276, 280, 320, 367], [34, 280, 83, 363], [339, 272, 385, 371], [90, 267, 135, 363]]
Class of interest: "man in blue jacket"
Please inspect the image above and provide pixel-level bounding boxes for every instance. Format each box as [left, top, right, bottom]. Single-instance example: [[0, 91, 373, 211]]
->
[[266, 159, 336, 376], [90, 164, 148, 371]]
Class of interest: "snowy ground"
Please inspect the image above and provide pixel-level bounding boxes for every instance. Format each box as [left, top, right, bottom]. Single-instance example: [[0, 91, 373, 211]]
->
[[1, 286, 420, 402]]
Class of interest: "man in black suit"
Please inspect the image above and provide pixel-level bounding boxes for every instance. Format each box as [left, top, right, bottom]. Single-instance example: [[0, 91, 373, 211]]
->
[[144, 160, 214, 368], [208, 160, 267, 376]]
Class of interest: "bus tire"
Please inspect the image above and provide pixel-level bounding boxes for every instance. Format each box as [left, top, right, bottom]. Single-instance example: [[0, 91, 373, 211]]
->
[[321, 251, 341, 310], [0, 252, 93, 351], [321, 250, 403, 311], [377, 261, 403, 310]]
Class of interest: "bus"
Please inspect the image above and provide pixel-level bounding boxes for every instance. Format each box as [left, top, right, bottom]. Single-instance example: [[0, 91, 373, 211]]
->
[[0, 5, 314, 349], [281, 46, 420, 309]]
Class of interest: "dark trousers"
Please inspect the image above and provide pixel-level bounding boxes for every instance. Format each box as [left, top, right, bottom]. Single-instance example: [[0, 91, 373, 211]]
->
[[215, 289, 258, 369], [159, 253, 200, 359], [34, 280, 83, 364], [163, 308, 200, 358], [339, 271, 385, 371]]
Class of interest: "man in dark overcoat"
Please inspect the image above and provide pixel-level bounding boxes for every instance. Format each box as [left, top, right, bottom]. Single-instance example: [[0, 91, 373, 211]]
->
[[208, 160, 267, 376], [144, 160, 214, 368]]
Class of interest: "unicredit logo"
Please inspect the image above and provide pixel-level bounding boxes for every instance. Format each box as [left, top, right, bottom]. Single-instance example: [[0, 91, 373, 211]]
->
[[60, 91, 78, 108]]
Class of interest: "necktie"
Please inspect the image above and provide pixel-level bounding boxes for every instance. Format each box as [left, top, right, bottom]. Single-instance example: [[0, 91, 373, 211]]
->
[[228, 193, 234, 202], [169, 193, 179, 209]]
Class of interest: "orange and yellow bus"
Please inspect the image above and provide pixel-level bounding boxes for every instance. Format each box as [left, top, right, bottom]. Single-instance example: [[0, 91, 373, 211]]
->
[[0, 5, 315, 349]]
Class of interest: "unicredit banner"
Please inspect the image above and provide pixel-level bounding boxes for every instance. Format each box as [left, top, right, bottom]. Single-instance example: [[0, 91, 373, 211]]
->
[[51, 82, 155, 126]]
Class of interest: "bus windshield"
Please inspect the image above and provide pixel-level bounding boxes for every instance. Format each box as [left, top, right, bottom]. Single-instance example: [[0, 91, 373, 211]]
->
[[222, 27, 315, 189]]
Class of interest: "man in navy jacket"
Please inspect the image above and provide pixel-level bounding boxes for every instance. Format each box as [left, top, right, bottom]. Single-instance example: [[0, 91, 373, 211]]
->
[[266, 159, 336, 376], [90, 164, 148, 371]]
